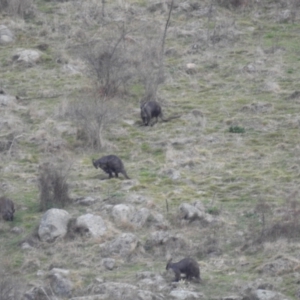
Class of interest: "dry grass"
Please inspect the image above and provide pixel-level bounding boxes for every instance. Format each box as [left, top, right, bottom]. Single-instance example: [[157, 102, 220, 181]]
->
[[0, 0, 33, 18], [1, 0, 300, 298], [38, 161, 72, 211]]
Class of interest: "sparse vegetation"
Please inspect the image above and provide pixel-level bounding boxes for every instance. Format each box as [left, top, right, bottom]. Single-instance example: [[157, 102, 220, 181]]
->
[[67, 88, 122, 150], [0, 0, 33, 18], [229, 125, 245, 133], [38, 162, 72, 211], [0, 270, 23, 300], [1, 0, 300, 299]]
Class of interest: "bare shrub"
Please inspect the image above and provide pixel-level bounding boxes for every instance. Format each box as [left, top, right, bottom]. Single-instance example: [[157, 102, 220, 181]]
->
[[246, 197, 300, 246], [139, 0, 174, 102], [0, 0, 33, 18], [38, 162, 72, 212], [138, 36, 163, 103], [78, 24, 139, 98], [74, 1, 173, 102], [68, 88, 121, 150]]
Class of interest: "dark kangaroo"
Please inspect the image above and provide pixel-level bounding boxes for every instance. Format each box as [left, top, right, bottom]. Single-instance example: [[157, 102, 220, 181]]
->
[[92, 155, 130, 179], [0, 196, 15, 221], [140, 101, 165, 126], [166, 258, 200, 282], [140, 101, 181, 126]]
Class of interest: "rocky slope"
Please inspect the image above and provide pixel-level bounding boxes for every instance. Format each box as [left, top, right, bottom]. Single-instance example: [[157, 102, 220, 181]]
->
[[1, 0, 300, 299]]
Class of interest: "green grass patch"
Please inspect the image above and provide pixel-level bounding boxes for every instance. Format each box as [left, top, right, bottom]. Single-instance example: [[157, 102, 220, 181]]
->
[[229, 126, 245, 133]]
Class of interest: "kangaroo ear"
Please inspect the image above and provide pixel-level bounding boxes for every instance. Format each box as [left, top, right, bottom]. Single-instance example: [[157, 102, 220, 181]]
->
[[167, 258, 172, 265]]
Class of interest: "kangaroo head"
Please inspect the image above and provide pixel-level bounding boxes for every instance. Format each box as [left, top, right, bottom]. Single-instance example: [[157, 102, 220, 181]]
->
[[92, 159, 98, 169]]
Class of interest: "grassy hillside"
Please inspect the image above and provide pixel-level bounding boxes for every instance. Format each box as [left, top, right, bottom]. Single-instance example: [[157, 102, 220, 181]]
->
[[1, 0, 300, 299]]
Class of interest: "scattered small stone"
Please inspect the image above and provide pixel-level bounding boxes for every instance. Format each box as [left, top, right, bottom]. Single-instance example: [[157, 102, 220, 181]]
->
[[0, 25, 14, 44], [186, 63, 197, 74], [76, 196, 96, 206], [11, 226, 23, 234], [102, 258, 115, 270], [21, 242, 34, 250]]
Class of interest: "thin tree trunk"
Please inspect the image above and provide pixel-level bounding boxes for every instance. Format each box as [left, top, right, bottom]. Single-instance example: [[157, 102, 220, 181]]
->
[[98, 122, 104, 149]]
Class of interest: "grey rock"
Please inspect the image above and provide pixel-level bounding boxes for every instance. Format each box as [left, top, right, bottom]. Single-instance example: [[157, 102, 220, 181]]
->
[[0, 94, 16, 106], [12, 49, 41, 64], [38, 208, 71, 242], [102, 258, 115, 270], [250, 289, 290, 300], [136, 272, 167, 292], [23, 286, 55, 300], [76, 214, 107, 237], [49, 268, 70, 276], [179, 201, 214, 224], [21, 242, 34, 250], [146, 231, 170, 248], [0, 25, 14, 44], [76, 196, 96, 206], [76, 286, 164, 300], [149, 212, 168, 228], [222, 296, 242, 300], [179, 202, 204, 220], [49, 272, 73, 297], [102, 233, 139, 258], [71, 296, 109, 300], [11, 226, 23, 234], [137, 290, 165, 300], [131, 208, 150, 227], [111, 204, 135, 225], [169, 289, 205, 299]]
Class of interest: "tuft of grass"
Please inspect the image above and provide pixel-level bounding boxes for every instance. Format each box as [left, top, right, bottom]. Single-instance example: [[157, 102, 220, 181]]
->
[[229, 126, 245, 133], [206, 206, 221, 216]]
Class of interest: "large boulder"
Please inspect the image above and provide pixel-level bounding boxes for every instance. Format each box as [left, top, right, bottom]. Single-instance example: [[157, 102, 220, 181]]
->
[[38, 208, 71, 242], [76, 214, 107, 238]]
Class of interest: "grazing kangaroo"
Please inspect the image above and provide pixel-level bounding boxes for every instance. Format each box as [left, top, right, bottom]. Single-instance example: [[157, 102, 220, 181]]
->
[[140, 100, 181, 126], [0, 196, 15, 221], [140, 101, 165, 126], [92, 155, 130, 179], [166, 258, 200, 282]]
